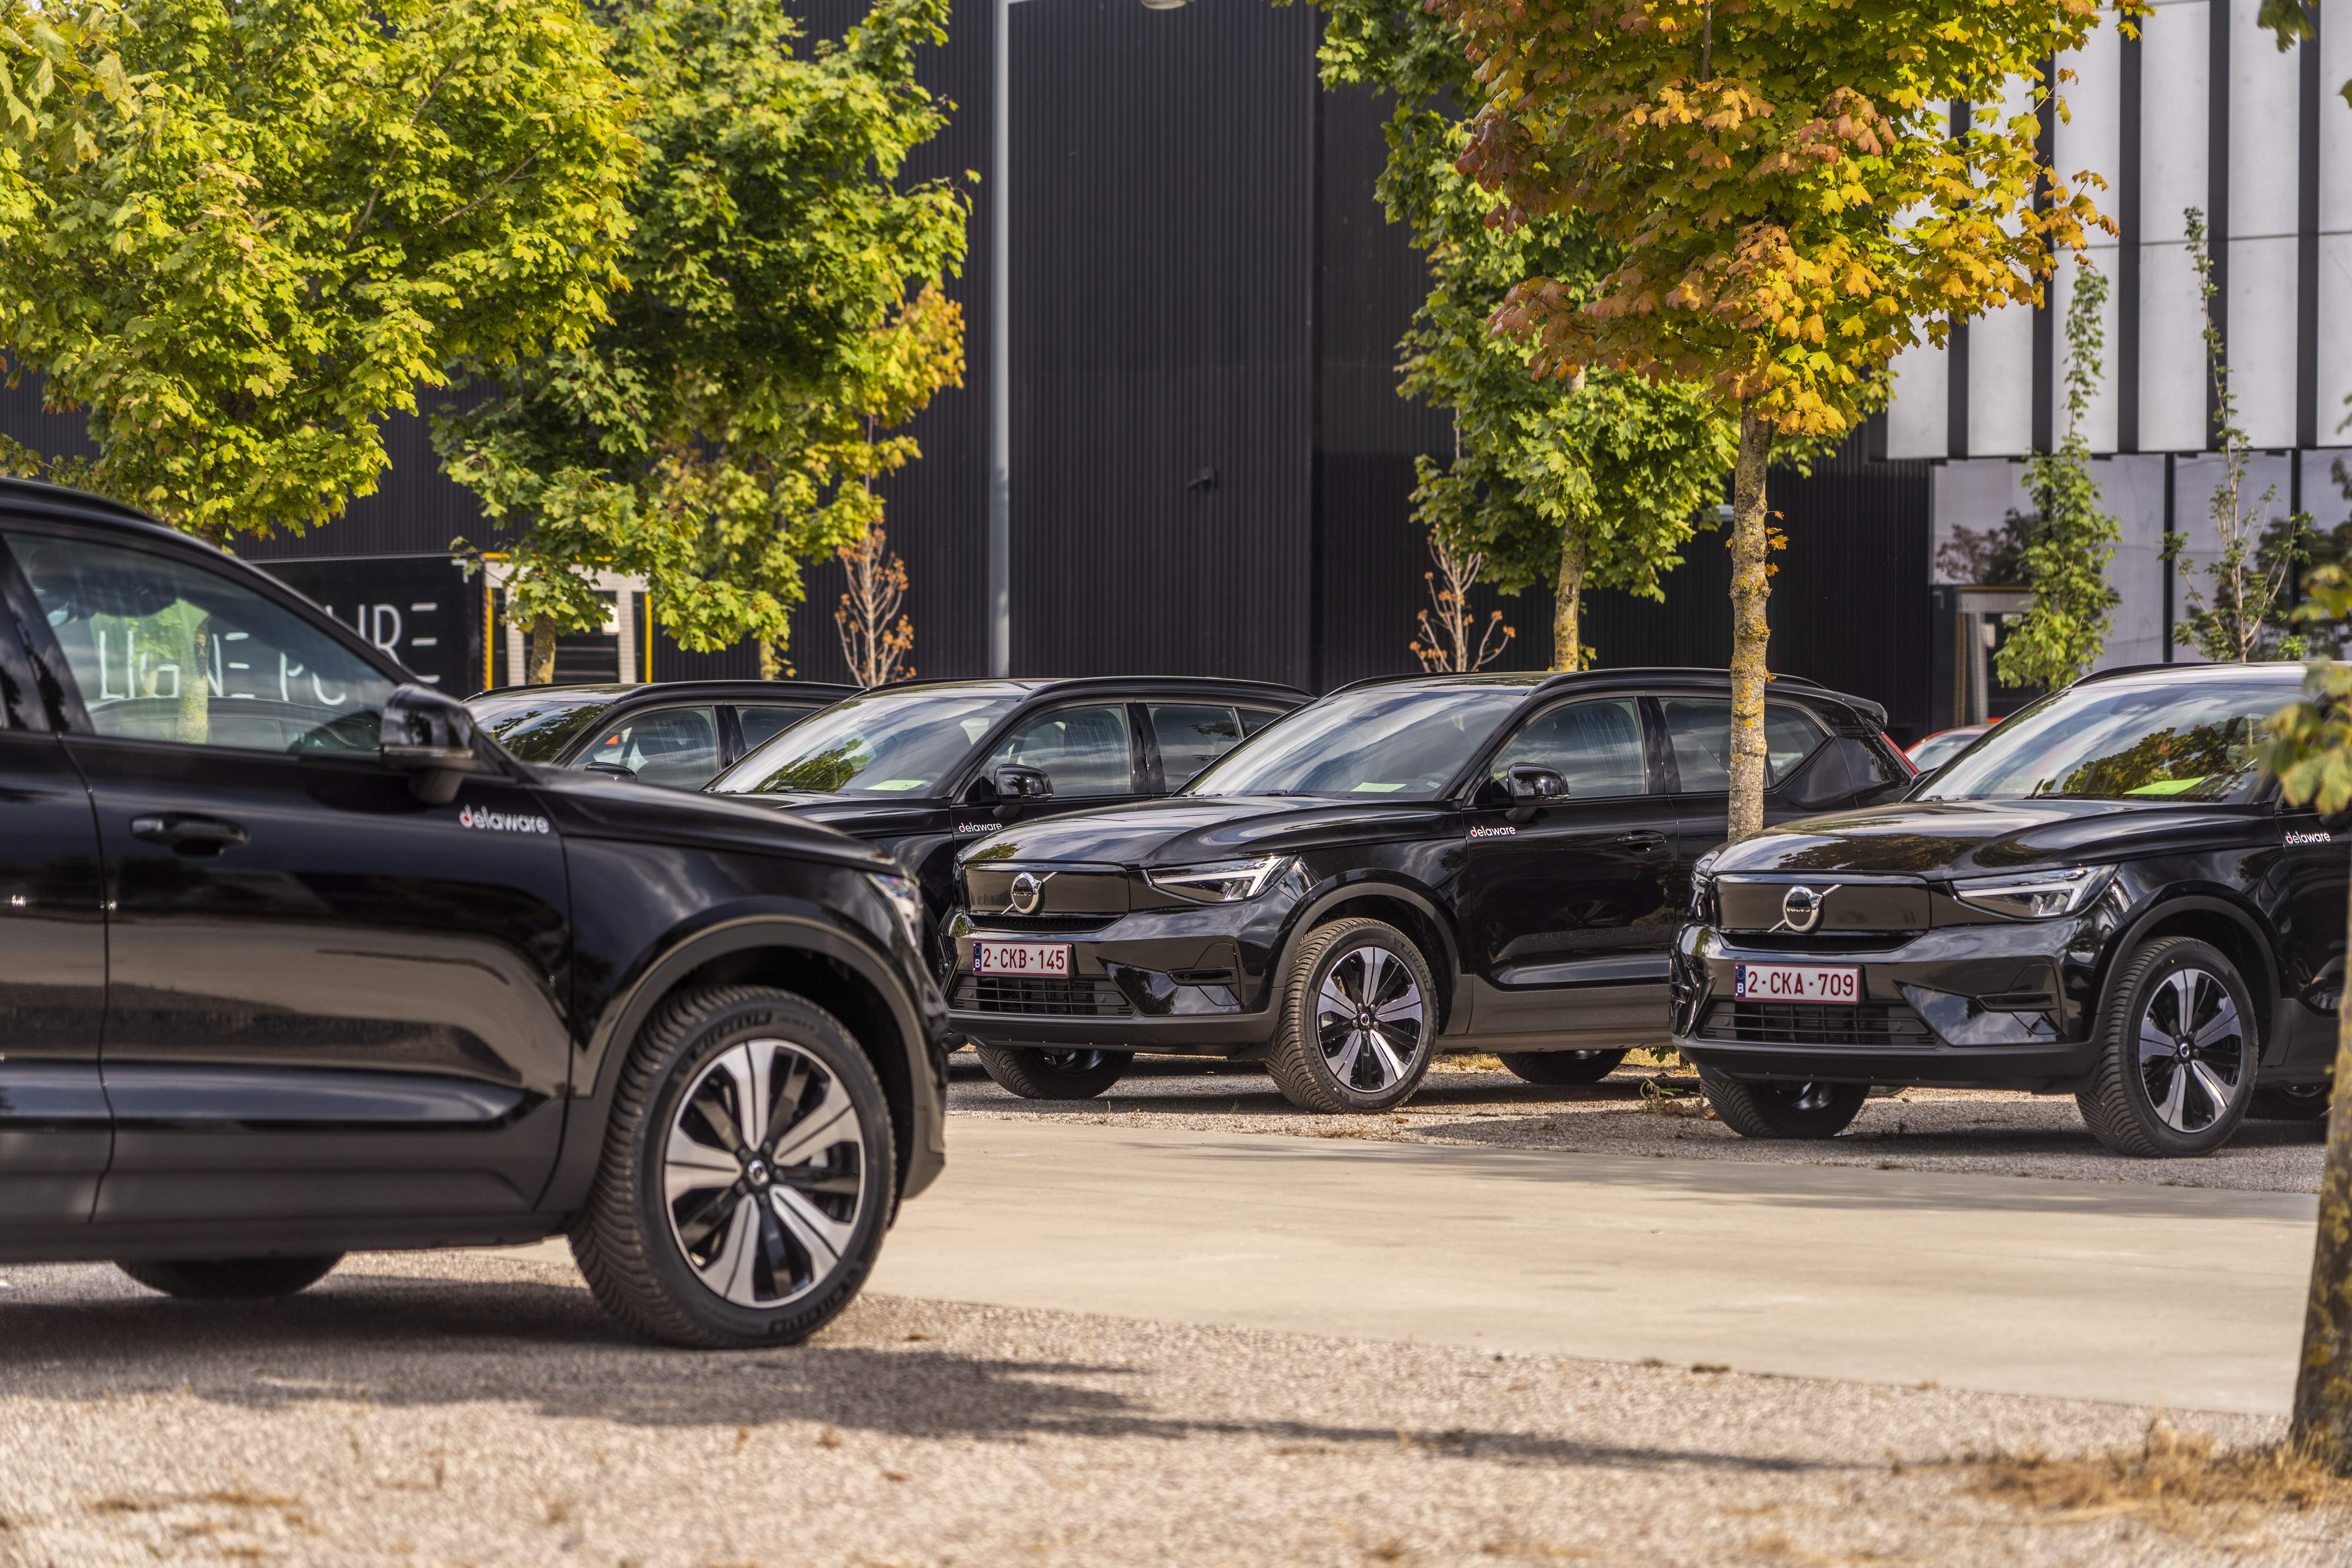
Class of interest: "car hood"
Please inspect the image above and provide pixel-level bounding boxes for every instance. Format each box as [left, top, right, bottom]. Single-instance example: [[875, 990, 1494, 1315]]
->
[[1714, 797, 2276, 879], [718, 790, 947, 841], [528, 769, 893, 871], [960, 795, 1453, 869]]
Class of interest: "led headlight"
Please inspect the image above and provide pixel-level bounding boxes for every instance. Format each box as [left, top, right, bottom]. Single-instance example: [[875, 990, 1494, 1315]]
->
[[1144, 854, 1292, 904], [1952, 864, 2113, 920], [868, 872, 927, 950]]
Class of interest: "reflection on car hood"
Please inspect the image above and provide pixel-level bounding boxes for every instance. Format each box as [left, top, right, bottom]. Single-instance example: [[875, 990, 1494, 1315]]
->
[[529, 768, 893, 871], [1715, 797, 2274, 878], [720, 790, 947, 841], [959, 795, 1451, 868]]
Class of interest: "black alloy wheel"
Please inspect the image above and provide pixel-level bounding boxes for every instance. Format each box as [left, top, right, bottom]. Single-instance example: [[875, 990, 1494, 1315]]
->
[[974, 1044, 1133, 1100], [1498, 1048, 1629, 1086], [2077, 937, 2257, 1158], [115, 1255, 343, 1299], [1698, 1068, 1867, 1139], [573, 985, 894, 1348], [1267, 917, 1437, 1114]]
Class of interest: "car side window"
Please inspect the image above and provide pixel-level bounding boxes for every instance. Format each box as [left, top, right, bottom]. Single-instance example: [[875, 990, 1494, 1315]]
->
[[7, 530, 394, 756], [980, 703, 1135, 797], [1658, 698, 1828, 790], [581, 705, 721, 787], [1239, 707, 1284, 737], [1488, 698, 1649, 798], [734, 703, 817, 754], [1145, 703, 1243, 790]]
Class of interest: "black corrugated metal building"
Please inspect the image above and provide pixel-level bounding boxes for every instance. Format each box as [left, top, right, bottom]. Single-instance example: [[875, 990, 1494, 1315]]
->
[[0, 0, 1938, 733]]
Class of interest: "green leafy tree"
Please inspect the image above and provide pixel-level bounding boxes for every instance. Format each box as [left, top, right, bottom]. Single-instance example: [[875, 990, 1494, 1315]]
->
[[435, 0, 968, 683], [1995, 259, 2119, 690], [0, 0, 634, 545], [1431, 0, 2117, 839], [1314, 0, 1736, 673]]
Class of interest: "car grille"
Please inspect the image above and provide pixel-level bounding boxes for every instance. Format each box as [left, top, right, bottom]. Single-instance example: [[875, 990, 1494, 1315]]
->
[[965, 912, 1120, 934], [954, 976, 1132, 1017], [1695, 1000, 1933, 1048]]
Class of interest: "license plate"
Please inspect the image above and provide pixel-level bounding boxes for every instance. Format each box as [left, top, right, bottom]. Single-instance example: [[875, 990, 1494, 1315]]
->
[[1733, 962, 1860, 1004], [972, 940, 1071, 977]]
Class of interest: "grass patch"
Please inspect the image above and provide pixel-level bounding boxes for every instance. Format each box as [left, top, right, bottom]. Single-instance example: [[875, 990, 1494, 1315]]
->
[[1638, 1078, 1714, 1119], [1432, 1053, 1506, 1074], [1959, 1420, 2352, 1540]]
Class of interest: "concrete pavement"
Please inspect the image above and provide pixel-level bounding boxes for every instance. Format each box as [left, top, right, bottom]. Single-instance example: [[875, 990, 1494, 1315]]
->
[[861, 1117, 2318, 1416]]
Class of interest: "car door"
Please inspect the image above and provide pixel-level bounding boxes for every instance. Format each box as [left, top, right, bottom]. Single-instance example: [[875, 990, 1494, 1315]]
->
[[1455, 696, 1681, 1043], [964, 701, 1150, 829], [0, 566, 108, 1231], [2, 526, 574, 1228], [1140, 701, 1247, 793], [1656, 696, 1832, 887]]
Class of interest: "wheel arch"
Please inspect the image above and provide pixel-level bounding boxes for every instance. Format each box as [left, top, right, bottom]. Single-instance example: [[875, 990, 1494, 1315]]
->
[[2101, 893, 2283, 1062], [1277, 879, 1463, 1032]]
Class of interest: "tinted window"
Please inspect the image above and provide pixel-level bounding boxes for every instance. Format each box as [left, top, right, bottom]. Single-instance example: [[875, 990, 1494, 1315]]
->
[[1658, 699, 1826, 790], [1188, 684, 1526, 800], [980, 704, 1135, 797], [709, 690, 1019, 796], [735, 703, 818, 753], [1490, 698, 1649, 797], [1147, 703, 1243, 790], [582, 704, 720, 787], [1239, 707, 1284, 737], [9, 531, 392, 756], [468, 690, 614, 761], [1921, 674, 2294, 804], [1907, 727, 1987, 773]]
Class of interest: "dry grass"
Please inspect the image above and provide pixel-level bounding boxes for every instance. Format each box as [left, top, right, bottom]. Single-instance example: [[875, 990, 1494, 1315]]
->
[[1957, 1419, 2352, 1541], [1432, 1053, 1507, 1074], [1638, 1077, 1715, 1119]]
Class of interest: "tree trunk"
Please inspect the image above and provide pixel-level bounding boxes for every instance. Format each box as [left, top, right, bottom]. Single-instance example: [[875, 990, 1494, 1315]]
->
[[1726, 405, 1774, 844], [526, 621, 559, 686], [2291, 880, 2352, 1469], [1553, 533, 1588, 672], [174, 615, 209, 746]]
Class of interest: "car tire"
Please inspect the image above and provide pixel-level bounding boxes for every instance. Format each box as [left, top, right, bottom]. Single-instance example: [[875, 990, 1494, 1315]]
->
[[115, 1255, 343, 1299], [2076, 937, 2259, 1158], [1497, 1048, 1629, 1086], [571, 984, 896, 1349], [973, 1044, 1132, 1099], [1265, 917, 1438, 1114], [2249, 1081, 2334, 1122], [1698, 1068, 1867, 1139]]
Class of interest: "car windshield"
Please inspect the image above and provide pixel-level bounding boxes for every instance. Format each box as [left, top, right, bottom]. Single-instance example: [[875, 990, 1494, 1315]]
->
[[467, 691, 614, 762], [708, 690, 1020, 797], [1184, 684, 1526, 800], [1919, 675, 2298, 804]]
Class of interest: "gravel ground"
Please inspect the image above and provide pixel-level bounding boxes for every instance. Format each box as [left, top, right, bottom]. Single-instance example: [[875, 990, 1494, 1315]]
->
[[0, 1246, 2337, 1568], [946, 1054, 2332, 1193]]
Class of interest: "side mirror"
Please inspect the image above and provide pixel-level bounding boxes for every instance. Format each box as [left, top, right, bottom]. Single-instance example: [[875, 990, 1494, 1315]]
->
[[380, 684, 482, 805], [990, 764, 1052, 821], [582, 761, 637, 782], [1504, 764, 1569, 824]]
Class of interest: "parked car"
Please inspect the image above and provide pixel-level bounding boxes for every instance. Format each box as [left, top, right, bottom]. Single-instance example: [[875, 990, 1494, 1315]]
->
[[706, 675, 1308, 957], [1672, 661, 2340, 1156], [467, 678, 855, 788], [942, 668, 1911, 1108], [0, 481, 946, 1346], [1906, 720, 1995, 773]]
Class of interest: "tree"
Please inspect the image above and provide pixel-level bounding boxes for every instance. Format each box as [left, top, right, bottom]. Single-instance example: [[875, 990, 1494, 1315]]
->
[[1314, 0, 1736, 673], [0, 0, 633, 545], [1431, 0, 2115, 839], [836, 522, 916, 687], [2171, 208, 2310, 664], [435, 0, 968, 683], [1409, 533, 1516, 672], [1995, 258, 2119, 690]]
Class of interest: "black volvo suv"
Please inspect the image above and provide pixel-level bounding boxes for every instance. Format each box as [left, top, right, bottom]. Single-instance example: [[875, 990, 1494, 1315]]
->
[[0, 482, 948, 1346], [1673, 662, 2342, 1157], [944, 668, 1910, 1109]]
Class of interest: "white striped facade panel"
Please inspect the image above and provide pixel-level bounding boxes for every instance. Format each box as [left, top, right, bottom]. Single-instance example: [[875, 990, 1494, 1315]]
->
[[2228, 0, 2301, 448], [2055, 26, 2123, 450], [2138, 0, 2212, 453], [2320, 15, 2352, 440]]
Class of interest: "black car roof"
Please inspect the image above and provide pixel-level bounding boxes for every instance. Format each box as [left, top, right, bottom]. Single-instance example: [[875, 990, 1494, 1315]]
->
[[470, 679, 857, 704], [0, 476, 173, 536], [1324, 667, 1887, 726], [2071, 660, 2307, 687], [868, 674, 1311, 702]]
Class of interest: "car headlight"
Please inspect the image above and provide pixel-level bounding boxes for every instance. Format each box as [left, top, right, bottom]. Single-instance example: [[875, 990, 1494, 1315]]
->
[[1144, 855, 1292, 904], [1951, 865, 2114, 920], [868, 872, 927, 950]]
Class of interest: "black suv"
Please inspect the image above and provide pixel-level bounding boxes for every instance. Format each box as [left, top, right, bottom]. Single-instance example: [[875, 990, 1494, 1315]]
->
[[467, 678, 855, 788], [1673, 662, 2342, 1156], [943, 669, 1909, 1108], [0, 483, 947, 1346], [706, 675, 1306, 953]]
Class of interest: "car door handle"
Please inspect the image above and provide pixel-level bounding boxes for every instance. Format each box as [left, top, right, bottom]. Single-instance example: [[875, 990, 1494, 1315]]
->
[[1615, 831, 1666, 853], [129, 814, 249, 856]]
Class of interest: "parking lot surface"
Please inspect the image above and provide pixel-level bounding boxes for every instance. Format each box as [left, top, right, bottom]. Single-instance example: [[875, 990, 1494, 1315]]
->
[[0, 1249, 2328, 1568]]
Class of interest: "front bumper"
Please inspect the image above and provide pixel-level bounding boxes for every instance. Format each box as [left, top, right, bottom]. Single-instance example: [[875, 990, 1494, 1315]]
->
[[1670, 917, 2103, 1089]]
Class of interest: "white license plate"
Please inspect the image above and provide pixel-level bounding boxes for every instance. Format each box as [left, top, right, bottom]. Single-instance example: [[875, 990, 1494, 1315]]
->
[[1733, 962, 1860, 1004], [972, 940, 1071, 977]]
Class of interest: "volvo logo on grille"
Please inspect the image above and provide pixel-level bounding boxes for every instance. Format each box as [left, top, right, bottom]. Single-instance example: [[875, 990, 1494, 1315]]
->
[[1774, 884, 1836, 934], [1009, 872, 1043, 915]]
